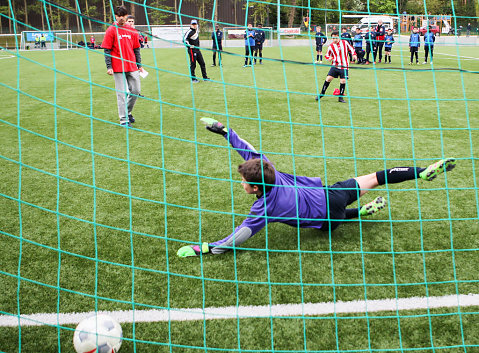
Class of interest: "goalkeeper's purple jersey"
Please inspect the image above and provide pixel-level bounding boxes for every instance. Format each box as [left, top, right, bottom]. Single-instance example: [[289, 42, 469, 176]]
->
[[210, 129, 327, 248]]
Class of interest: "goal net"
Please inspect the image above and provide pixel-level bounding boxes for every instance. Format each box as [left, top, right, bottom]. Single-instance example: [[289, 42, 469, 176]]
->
[[1, 0, 478, 352], [20, 30, 72, 50]]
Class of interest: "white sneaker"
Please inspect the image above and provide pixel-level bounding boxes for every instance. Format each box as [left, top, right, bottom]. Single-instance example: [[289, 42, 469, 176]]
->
[[315, 60, 319, 63], [319, 61, 322, 64], [423, 61, 427, 64]]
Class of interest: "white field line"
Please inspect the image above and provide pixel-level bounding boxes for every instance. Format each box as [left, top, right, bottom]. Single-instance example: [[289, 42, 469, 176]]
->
[[1, 294, 478, 327], [434, 52, 479, 60], [0, 55, 15, 60]]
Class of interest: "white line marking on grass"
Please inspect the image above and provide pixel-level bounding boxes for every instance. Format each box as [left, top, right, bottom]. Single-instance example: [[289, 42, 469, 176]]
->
[[1, 293, 478, 327], [0, 55, 15, 60], [434, 52, 479, 60]]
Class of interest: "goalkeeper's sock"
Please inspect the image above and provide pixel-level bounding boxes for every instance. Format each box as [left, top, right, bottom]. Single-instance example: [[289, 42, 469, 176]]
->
[[316, 54, 319, 61], [320, 55, 323, 61], [339, 83, 345, 96], [376, 167, 426, 185]]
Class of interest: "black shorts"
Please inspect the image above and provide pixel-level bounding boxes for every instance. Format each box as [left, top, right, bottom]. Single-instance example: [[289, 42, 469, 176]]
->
[[327, 66, 349, 79], [384, 47, 391, 52], [316, 45, 323, 52], [255, 42, 263, 50], [323, 178, 360, 231], [245, 45, 256, 54], [410, 46, 418, 53]]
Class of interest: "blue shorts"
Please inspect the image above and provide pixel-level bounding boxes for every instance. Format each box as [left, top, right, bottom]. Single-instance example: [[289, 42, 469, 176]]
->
[[323, 178, 360, 231]]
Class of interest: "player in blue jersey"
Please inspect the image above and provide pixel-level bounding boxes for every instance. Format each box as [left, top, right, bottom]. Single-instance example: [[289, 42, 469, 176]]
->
[[423, 26, 436, 64], [177, 118, 457, 257], [364, 26, 377, 64], [409, 27, 420, 65], [244, 23, 256, 67], [314, 25, 327, 63], [384, 28, 395, 63]]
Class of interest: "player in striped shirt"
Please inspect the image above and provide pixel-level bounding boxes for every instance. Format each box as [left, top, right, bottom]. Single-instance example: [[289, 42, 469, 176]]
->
[[315, 31, 356, 103]]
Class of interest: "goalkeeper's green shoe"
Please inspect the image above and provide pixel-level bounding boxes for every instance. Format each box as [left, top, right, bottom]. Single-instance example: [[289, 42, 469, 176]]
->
[[177, 242, 210, 258], [200, 117, 227, 136], [419, 158, 456, 181], [359, 196, 387, 217]]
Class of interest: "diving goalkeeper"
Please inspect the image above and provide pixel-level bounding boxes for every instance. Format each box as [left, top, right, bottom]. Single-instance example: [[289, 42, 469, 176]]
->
[[177, 118, 456, 257]]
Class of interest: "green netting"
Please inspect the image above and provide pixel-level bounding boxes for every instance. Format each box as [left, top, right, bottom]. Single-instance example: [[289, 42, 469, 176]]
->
[[1, 0, 479, 352]]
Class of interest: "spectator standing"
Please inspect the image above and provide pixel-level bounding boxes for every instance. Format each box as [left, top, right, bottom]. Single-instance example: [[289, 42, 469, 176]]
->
[[211, 24, 223, 66], [102, 5, 144, 127], [254, 24, 266, 64], [374, 20, 386, 63]]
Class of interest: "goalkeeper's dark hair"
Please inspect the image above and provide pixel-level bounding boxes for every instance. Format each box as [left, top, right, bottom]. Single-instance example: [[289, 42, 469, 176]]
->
[[238, 159, 275, 193], [331, 31, 339, 37], [115, 5, 128, 17]]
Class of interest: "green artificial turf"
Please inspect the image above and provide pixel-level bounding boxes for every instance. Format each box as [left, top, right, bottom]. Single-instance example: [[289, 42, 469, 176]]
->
[[0, 44, 478, 352]]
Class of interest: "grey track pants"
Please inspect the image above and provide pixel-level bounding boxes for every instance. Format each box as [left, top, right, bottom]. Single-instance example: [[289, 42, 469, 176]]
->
[[113, 71, 141, 124]]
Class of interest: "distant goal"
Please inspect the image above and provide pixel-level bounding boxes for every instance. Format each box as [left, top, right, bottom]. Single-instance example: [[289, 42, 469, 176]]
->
[[20, 30, 72, 50]]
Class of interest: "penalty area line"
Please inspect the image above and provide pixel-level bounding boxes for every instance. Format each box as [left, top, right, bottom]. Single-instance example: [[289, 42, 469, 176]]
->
[[1, 293, 478, 327]]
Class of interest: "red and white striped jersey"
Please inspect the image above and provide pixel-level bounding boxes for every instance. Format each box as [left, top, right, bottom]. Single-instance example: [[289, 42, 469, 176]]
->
[[325, 40, 356, 69]]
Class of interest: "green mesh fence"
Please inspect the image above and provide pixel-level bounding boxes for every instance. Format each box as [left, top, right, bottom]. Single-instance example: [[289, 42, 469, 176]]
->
[[1, 0, 479, 352]]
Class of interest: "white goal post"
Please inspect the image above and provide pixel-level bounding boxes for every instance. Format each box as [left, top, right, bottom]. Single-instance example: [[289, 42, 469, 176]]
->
[[20, 30, 72, 50], [224, 27, 273, 48]]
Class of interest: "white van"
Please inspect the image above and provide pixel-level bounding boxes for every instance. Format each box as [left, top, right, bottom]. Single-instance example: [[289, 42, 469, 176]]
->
[[354, 16, 396, 34]]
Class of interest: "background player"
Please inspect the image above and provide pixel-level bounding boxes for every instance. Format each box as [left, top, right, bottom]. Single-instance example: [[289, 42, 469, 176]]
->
[[183, 19, 210, 82], [423, 26, 435, 64], [244, 23, 256, 67], [254, 24, 266, 64], [353, 27, 365, 64], [102, 5, 144, 127], [409, 27, 420, 65], [340, 27, 353, 61], [177, 118, 456, 257], [316, 31, 357, 103], [384, 28, 394, 63], [364, 26, 376, 64], [314, 25, 327, 63], [211, 24, 223, 66]]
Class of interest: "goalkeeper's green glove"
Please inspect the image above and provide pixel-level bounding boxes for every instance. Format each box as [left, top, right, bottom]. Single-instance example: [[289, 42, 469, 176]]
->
[[200, 117, 227, 136], [177, 242, 210, 258]]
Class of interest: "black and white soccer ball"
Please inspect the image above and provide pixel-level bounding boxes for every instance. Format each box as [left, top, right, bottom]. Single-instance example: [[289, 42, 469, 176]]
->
[[73, 314, 122, 353]]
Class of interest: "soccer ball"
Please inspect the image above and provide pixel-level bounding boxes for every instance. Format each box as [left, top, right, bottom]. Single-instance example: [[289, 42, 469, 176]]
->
[[73, 314, 122, 353]]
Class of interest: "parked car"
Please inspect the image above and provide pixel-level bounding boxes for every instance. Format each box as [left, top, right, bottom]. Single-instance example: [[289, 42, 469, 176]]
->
[[419, 25, 440, 36]]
